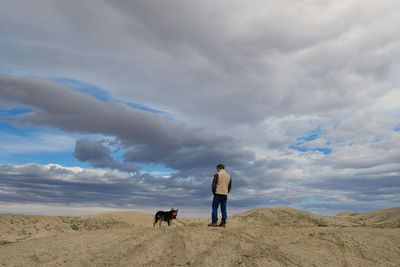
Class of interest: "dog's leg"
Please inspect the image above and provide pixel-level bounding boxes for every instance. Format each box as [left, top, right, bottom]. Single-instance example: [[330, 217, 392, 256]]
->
[[168, 219, 171, 226], [154, 214, 159, 226], [159, 219, 162, 227]]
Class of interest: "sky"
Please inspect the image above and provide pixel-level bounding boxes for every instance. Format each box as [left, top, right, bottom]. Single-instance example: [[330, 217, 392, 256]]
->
[[0, 0, 399, 217]]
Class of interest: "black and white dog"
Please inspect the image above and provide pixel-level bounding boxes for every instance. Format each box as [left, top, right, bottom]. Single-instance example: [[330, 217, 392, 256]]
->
[[153, 208, 179, 226]]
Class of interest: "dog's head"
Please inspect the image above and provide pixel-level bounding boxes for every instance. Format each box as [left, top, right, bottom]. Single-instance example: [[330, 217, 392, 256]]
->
[[170, 208, 179, 219]]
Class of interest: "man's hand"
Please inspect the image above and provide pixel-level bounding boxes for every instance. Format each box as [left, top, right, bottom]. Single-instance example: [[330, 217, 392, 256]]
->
[[212, 174, 218, 193]]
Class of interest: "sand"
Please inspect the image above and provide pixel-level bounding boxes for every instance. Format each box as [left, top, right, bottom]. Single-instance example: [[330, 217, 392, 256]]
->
[[1, 207, 399, 266]]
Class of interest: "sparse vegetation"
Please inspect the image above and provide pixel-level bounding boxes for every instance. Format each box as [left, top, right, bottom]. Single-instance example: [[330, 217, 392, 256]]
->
[[372, 221, 400, 228], [316, 221, 328, 227], [68, 218, 128, 231], [311, 218, 329, 227], [70, 224, 79, 231]]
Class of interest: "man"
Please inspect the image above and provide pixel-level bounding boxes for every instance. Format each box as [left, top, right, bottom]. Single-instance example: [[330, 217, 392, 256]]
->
[[208, 163, 232, 227]]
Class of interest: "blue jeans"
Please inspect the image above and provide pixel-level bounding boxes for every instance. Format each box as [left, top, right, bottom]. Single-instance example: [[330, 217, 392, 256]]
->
[[212, 194, 228, 224]]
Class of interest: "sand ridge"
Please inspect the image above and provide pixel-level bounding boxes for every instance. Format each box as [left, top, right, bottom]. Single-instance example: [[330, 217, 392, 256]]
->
[[1, 206, 399, 266]]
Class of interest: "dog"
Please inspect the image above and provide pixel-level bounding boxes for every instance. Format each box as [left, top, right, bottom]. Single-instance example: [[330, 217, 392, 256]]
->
[[153, 208, 179, 226]]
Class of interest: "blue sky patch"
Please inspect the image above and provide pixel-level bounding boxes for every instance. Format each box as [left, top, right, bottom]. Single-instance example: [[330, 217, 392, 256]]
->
[[2, 151, 90, 168], [289, 127, 332, 155], [1, 68, 171, 118], [0, 122, 36, 136], [138, 163, 177, 176], [289, 143, 332, 155], [300, 127, 324, 142], [0, 65, 38, 77], [0, 122, 81, 166], [53, 78, 111, 102], [121, 100, 169, 116], [0, 108, 32, 116], [314, 147, 332, 154], [53, 77, 171, 117]]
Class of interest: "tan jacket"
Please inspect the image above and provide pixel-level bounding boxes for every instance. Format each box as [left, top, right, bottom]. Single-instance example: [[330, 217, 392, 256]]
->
[[212, 169, 232, 195]]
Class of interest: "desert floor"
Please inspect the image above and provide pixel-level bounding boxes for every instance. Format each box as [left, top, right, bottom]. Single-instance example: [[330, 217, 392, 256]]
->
[[1, 207, 399, 266]]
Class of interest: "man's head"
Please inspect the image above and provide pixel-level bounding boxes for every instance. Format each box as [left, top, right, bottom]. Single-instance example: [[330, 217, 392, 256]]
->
[[216, 163, 225, 171]]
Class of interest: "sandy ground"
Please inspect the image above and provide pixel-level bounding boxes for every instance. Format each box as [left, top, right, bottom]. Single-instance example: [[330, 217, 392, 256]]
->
[[1, 207, 399, 266]]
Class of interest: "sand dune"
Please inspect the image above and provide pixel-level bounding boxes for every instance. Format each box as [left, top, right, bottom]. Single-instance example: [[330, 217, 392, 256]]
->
[[337, 207, 400, 228], [1, 206, 399, 266], [0, 211, 150, 243], [232, 206, 332, 227]]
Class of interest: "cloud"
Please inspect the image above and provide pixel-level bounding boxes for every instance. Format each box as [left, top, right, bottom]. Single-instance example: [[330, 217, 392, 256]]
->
[[1, 1, 399, 129], [0, 163, 212, 210], [1, 161, 398, 216], [0, 75, 183, 145], [0, 131, 75, 155], [1, 1, 400, 214], [74, 138, 137, 173], [0, 74, 255, 177]]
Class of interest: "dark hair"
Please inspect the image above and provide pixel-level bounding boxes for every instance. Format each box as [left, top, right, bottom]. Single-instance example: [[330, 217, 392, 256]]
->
[[216, 163, 225, 169]]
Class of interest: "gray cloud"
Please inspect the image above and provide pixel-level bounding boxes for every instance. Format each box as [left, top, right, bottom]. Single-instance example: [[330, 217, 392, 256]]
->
[[1, 71, 400, 215], [0, 74, 255, 177], [74, 139, 111, 162], [0, 75, 186, 146], [74, 138, 137, 173], [0, 163, 213, 210], [1, 163, 398, 216], [1, 1, 400, 214], [1, 0, 399, 129]]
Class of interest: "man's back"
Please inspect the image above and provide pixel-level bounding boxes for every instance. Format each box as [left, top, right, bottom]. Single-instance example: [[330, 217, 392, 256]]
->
[[215, 169, 231, 195]]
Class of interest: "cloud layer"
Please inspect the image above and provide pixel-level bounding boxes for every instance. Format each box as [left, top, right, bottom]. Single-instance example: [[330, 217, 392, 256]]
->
[[1, 1, 400, 214], [0, 75, 255, 176]]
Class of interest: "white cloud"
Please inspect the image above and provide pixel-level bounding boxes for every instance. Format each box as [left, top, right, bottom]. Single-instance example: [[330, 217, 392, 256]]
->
[[0, 132, 75, 154], [0, 202, 135, 216], [0, 1, 399, 213]]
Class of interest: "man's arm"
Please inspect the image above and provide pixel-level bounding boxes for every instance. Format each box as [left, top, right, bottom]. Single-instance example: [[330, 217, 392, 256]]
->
[[212, 174, 218, 194], [228, 177, 232, 193]]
